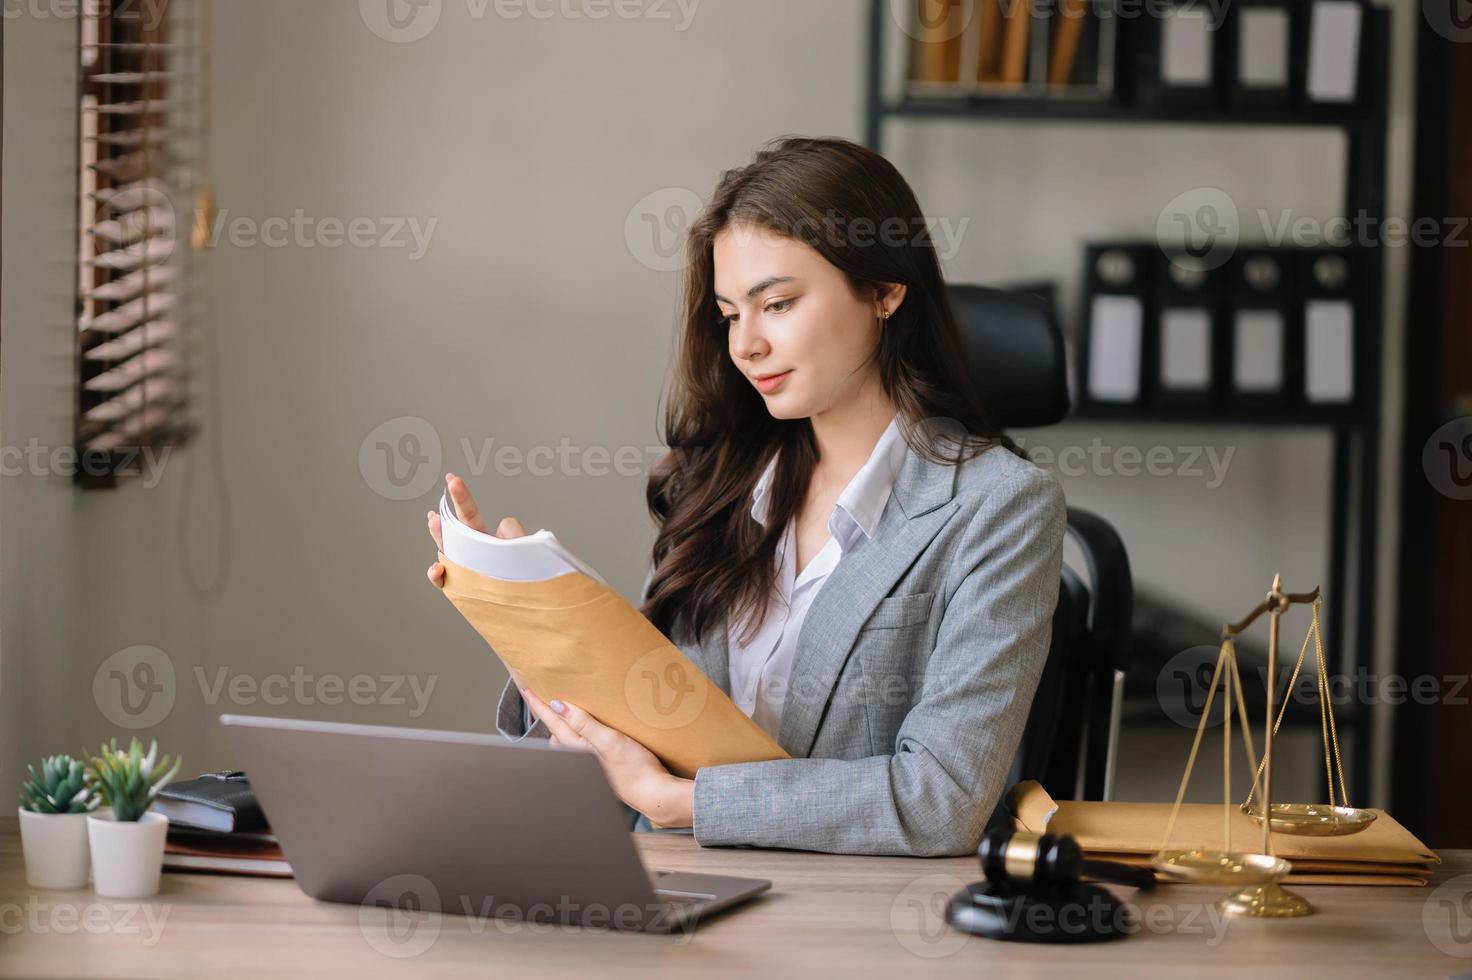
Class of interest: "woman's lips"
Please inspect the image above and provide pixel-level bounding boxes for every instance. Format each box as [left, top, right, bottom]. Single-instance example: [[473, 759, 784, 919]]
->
[[754, 370, 792, 394]]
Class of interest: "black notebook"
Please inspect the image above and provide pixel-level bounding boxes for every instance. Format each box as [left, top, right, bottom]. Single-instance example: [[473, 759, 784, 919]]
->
[[153, 771, 268, 833]]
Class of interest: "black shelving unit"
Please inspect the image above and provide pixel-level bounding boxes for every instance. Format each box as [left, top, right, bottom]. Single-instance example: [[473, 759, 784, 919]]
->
[[865, 0, 1391, 804]]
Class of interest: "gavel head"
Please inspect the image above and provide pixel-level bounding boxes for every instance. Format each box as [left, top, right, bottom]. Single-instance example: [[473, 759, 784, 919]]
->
[[978, 828, 1083, 891]]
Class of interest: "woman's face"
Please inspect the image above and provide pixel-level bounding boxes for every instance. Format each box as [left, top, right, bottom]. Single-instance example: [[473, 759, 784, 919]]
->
[[713, 222, 900, 422]]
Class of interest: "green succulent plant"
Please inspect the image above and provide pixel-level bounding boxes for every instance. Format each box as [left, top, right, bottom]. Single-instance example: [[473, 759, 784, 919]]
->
[[85, 738, 181, 822], [19, 755, 98, 814]]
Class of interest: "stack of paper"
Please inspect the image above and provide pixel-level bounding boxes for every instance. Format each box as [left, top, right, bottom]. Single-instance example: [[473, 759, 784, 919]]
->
[[1009, 781, 1440, 886], [438, 490, 606, 584]]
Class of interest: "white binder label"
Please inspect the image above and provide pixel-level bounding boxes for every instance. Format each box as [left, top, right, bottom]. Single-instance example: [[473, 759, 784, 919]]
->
[[1088, 295, 1144, 402], [1305, 299, 1355, 403]]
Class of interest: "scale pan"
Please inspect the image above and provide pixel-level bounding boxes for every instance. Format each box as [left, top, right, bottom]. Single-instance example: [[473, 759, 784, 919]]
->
[[1241, 802, 1376, 836], [1151, 849, 1291, 885]]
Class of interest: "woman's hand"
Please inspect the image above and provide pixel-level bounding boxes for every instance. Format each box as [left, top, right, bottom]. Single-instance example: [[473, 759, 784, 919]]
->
[[426, 473, 534, 693], [425, 472, 527, 587], [522, 688, 694, 829]]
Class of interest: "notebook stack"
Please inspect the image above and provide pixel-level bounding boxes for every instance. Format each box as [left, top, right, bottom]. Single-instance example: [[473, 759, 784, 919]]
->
[[153, 771, 291, 878]]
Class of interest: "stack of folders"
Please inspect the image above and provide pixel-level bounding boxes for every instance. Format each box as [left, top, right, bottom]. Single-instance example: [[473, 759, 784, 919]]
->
[[1009, 782, 1440, 886], [1128, 0, 1371, 112], [1079, 242, 1361, 414], [155, 772, 291, 878], [436, 490, 788, 778], [906, 0, 1113, 95]]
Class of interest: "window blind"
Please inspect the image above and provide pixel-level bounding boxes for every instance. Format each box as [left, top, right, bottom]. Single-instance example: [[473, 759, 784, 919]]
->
[[77, 0, 207, 487]]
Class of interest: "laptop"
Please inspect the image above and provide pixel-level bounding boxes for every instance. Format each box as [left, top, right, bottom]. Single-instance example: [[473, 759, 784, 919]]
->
[[219, 714, 771, 933]]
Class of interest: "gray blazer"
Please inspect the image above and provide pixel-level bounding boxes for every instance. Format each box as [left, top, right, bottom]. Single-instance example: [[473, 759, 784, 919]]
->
[[494, 439, 1066, 857]]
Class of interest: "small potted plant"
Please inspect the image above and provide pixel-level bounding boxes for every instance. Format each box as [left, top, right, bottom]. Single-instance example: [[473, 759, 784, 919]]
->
[[18, 755, 98, 889], [84, 738, 181, 899]]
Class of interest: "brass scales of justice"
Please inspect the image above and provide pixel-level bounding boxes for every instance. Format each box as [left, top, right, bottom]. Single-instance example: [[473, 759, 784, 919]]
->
[[1149, 575, 1376, 917]]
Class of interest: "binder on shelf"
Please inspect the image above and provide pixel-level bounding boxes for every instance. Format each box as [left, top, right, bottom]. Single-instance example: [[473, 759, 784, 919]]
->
[[1153, 252, 1223, 407], [1225, 0, 1302, 113], [1227, 248, 1297, 408], [1047, 0, 1089, 86], [975, 0, 1004, 83], [1303, 0, 1364, 108], [1080, 244, 1152, 407], [910, 0, 969, 87], [1045, 0, 1117, 96], [999, 0, 1032, 85], [1132, 0, 1227, 109], [1299, 248, 1359, 405]]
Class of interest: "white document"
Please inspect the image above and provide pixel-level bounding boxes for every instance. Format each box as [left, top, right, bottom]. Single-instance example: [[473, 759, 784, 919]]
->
[[438, 490, 607, 584], [1088, 295, 1144, 402]]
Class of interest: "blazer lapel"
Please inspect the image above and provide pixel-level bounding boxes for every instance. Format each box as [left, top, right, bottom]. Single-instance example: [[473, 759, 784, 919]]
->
[[774, 446, 962, 759], [689, 616, 732, 697]]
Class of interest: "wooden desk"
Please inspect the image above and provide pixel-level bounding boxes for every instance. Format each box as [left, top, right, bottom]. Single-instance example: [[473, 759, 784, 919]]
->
[[1, 818, 1466, 978]]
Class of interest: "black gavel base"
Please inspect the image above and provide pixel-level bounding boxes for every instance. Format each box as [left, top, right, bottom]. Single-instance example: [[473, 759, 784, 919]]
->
[[946, 881, 1132, 943]]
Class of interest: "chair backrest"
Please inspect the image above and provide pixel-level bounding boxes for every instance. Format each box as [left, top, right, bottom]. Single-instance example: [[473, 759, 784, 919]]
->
[[949, 283, 1133, 814], [948, 284, 1070, 428]]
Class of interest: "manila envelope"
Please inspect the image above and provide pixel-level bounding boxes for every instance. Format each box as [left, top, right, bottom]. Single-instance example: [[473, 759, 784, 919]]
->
[[437, 552, 788, 778]]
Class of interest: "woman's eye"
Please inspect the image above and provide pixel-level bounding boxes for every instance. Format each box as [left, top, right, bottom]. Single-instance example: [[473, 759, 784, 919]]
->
[[717, 298, 791, 326]]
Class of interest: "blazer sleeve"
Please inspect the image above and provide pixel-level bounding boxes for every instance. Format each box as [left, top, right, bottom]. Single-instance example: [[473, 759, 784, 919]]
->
[[688, 466, 1066, 857]]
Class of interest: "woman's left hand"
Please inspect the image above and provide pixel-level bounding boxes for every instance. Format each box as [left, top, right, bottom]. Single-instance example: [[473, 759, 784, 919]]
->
[[522, 688, 694, 829]]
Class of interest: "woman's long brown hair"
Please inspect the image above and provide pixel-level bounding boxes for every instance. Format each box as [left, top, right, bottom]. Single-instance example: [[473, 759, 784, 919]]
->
[[641, 136, 1010, 647]]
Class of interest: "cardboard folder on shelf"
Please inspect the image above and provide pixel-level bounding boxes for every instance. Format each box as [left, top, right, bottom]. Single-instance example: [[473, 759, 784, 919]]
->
[[1008, 781, 1439, 886], [912, 0, 967, 85], [436, 552, 788, 779]]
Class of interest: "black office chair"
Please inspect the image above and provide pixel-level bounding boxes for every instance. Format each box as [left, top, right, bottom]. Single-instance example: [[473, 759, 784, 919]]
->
[[948, 285, 1135, 814]]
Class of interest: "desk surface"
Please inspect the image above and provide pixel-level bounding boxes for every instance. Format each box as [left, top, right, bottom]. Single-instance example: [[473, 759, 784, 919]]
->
[[1, 818, 1467, 978]]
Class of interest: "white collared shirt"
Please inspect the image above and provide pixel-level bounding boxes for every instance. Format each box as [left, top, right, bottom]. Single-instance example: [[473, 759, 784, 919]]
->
[[728, 414, 909, 740]]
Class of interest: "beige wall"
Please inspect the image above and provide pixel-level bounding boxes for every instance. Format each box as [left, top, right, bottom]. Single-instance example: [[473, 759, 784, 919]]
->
[[1, 5, 208, 792], [2, 0, 1414, 805]]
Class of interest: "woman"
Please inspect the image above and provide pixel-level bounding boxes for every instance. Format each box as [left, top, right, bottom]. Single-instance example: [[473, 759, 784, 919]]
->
[[427, 136, 1065, 857]]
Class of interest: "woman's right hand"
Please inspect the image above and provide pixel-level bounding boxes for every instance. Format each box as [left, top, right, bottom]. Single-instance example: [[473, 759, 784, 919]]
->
[[427, 473, 532, 696], [425, 472, 529, 587]]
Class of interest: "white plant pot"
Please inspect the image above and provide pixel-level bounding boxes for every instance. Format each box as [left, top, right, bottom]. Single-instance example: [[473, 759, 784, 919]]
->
[[18, 808, 92, 890], [87, 809, 169, 899]]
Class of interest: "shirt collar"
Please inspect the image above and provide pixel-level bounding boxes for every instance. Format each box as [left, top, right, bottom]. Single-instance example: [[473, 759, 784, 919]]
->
[[749, 414, 907, 548]]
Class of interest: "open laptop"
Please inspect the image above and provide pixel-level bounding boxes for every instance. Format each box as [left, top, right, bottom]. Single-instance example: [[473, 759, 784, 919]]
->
[[219, 714, 770, 934]]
